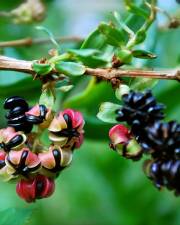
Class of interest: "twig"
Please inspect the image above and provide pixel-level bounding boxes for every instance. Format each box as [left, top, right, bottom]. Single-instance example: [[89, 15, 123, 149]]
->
[[0, 36, 84, 48], [0, 55, 179, 81]]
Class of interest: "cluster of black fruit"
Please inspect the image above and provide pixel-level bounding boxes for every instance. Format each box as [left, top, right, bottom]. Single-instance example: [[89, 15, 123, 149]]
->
[[116, 90, 180, 196], [4, 96, 47, 134]]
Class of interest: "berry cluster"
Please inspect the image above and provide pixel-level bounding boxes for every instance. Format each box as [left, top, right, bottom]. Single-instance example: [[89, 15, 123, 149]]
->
[[109, 90, 180, 195], [0, 96, 84, 202]]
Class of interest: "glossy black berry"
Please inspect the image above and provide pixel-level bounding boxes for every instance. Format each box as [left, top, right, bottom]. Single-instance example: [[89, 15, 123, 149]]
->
[[4, 96, 29, 110], [139, 121, 180, 159], [116, 90, 165, 133], [144, 159, 180, 196]]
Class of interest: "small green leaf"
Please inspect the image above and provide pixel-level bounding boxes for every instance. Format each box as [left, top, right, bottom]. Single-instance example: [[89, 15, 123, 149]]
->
[[68, 49, 99, 57], [39, 88, 55, 108], [81, 29, 106, 49], [98, 23, 125, 47], [113, 11, 134, 36], [33, 62, 53, 75], [97, 102, 121, 124], [36, 26, 59, 48], [115, 49, 132, 64], [130, 78, 158, 91], [0, 208, 33, 225], [132, 50, 157, 59], [125, 2, 149, 19], [57, 85, 73, 92], [135, 30, 146, 44], [55, 61, 85, 76]]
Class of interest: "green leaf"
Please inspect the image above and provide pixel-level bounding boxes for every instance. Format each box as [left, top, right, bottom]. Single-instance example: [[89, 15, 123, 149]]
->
[[55, 61, 85, 76], [32, 62, 53, 75], [97, 102, 121, 124], [113, 11, 134, 36], [39, 88, 55, 108], [0, 77, 41, 98], [115, 49, 132, 64], [68, 49, 100, 57], [81, 29, 107, 49], [98, 23, 125, 47], [125, 2, 149, 19], [0, 208, 33, 225], [135, 30, 146, 44], [57, 85, 73, 92], [132, 50, 157, 59], [36, 26, 59, 48], [130, 77, 158, 91]]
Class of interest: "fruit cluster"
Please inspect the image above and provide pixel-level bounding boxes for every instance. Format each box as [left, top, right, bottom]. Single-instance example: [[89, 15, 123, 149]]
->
[[109, 90, 180, 195], [0, 96, 84, 202]]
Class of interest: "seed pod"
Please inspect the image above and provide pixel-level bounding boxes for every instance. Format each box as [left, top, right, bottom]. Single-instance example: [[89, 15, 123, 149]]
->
[[6, 148, 41, 177], [16, 175, 55, 203], [38, 145, 73, 174], [48, 109, 85, 150], [0, 127, 26, 152], [26, 104, 53, 128]]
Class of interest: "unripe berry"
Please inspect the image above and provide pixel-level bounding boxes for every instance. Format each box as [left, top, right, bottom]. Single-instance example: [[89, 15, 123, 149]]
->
[[0, 127, 26, 151], [109, 124, 142, 160], [16, 175, 55, 203], [26, 104, 54, 128], [6, 148, 41, 177], [38, 145, 72, 174], [48, 109, 84, 150], [0, 151, 15, 181]]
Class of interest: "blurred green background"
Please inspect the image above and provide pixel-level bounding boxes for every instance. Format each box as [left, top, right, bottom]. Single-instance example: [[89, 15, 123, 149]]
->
[[0, 1, 180, 225]]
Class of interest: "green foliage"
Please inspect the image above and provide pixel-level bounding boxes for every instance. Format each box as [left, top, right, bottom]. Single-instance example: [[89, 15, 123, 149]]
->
[[0, 208, 33, 225], [55, 61, 85, 76], [0, 1, 179, 225], [97, 102, 121, 124], [33, 62, 53, 76], [39, 87, 55, 108]]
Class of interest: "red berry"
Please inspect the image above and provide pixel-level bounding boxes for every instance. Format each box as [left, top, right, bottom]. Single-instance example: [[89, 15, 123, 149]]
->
[[16, 175, 55, 203]]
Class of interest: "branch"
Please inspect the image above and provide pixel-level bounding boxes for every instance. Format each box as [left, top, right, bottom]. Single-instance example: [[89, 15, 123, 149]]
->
[[0, 36, 83, 48], [0, 55, 179, 81]]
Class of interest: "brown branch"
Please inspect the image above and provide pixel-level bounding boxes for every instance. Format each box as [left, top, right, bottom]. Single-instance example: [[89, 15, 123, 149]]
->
[[0, 36, 83, 48], [0, 55, 179, 82]]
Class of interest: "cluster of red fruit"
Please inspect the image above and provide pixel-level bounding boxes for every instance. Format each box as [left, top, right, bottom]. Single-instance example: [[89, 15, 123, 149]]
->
[[0, 96, 84, 202]]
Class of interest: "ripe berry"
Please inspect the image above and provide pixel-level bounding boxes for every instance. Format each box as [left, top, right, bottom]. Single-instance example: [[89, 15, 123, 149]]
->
[[144, 159, 180, 195], [116, 90, 165, 136], [16, 174, 55, 202], [139, 121, 180, 159]]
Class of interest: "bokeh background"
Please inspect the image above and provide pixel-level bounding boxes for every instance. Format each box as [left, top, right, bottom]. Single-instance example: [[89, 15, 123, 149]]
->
[[0, 1, 180, 225]]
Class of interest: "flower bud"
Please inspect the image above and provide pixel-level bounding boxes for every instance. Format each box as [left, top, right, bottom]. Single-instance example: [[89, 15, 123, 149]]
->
[[0, 127, 26, 151], [48, 109, 84, 150], [26, 104, 53, 128], [6, 148, 41, 177], [38, 145, 72, 173], [16, 175, 55, 203]]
